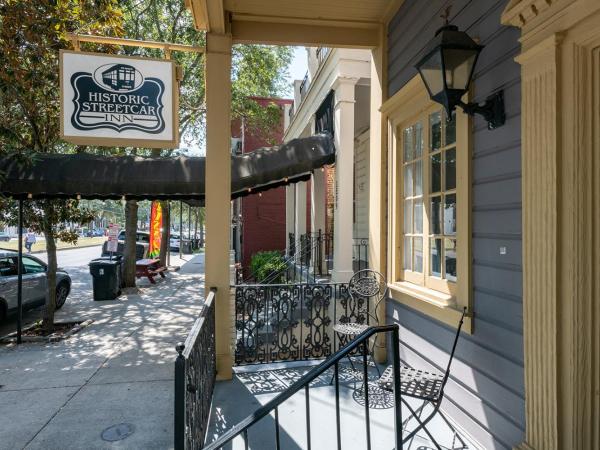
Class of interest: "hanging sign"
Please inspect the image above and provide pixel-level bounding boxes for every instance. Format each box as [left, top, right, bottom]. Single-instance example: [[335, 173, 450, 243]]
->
[[60, 50, 179, 148], [107, 223, 120, 253]]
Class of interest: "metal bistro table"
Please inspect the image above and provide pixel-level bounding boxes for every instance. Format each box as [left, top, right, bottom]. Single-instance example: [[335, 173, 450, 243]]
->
[[135, 258, 167, 284]]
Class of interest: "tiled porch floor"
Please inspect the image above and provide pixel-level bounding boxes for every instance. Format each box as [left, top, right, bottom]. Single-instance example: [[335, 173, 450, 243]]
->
[[206, 360, 481, 450]]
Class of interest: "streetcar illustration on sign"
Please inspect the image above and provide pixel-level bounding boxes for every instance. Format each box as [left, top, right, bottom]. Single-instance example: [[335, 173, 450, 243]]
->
[[101, 64, 136, 91]]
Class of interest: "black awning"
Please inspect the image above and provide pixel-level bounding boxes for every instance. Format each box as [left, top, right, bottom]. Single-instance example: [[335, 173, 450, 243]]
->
[[0, 134, 334, 201]]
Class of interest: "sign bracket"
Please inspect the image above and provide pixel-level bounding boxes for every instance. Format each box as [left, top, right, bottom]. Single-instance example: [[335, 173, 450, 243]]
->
[[65, 33, 204, 56]]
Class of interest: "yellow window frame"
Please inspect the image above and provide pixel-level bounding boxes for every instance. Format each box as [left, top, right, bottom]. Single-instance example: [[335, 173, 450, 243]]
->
[[382, 75, 472, 332]]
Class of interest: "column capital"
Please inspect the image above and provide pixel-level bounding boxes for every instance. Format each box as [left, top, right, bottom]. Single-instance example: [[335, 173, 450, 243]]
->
[[332, 76, 359, 89], [333, 77, 357, 108]]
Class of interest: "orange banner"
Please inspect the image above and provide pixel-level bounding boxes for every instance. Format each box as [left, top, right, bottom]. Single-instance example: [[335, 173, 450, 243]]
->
[[149, 201, 162, 257]]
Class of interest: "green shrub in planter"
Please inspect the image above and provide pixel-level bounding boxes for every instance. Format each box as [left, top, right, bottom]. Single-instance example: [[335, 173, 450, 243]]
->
[[250, 251, 287, 283]]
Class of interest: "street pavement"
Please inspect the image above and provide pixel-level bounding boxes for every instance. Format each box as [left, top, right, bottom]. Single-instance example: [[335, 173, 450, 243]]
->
[[0, 250, 205, 450]]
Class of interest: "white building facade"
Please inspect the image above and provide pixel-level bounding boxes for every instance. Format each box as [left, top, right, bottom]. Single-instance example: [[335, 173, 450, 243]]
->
[[284, 47, 371, 282]]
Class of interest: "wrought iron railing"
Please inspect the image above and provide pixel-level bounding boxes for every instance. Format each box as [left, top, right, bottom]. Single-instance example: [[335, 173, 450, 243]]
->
[[204, 324, 404, 450], [174, 288, 217, 450], [234, 282, 374, 365], [299, 72, 310, 103], [316, 46, 331, 66]]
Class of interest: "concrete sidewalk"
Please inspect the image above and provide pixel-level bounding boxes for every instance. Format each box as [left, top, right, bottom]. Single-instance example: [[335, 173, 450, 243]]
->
[[0, 253, 205, 450]]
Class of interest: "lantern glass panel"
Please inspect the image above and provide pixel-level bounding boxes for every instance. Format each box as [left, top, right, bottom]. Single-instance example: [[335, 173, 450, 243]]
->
[[442, 48, 477, 91], [418, 50, 444, 97]]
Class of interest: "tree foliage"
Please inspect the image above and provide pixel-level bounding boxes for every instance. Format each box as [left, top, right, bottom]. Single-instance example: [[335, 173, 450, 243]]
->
[[0, 0, 123, 330], [120, 0, 293, 149]]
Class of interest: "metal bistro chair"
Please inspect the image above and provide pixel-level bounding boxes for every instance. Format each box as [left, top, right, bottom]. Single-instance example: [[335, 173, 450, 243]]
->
[[332, 269, 388, 380], [378, 307, 468, 450]]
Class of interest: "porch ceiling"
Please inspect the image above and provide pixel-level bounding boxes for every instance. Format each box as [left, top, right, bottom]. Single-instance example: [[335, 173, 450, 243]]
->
[[185, 0, 404, 47]]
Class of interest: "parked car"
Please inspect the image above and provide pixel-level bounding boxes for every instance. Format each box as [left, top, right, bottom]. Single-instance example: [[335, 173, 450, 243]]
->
[[101, 230, 150, 259], [93, 229, 105, 237], [117, 230, 150, 244], [169, 234, 180, 251], [0, 251, 71, 322], [0, 232, 10, 242]]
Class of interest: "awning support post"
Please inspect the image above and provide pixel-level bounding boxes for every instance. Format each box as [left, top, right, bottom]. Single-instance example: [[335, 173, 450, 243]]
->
[[179, 200, 183, 260], [17, 199, 23, 344]]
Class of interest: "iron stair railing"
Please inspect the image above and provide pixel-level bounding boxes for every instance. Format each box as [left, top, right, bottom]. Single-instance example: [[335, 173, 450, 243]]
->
[[203, 324, 404, 450]]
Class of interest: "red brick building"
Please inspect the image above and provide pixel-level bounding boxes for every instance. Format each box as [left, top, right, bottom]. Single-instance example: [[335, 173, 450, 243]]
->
[[231, 97, 293, 278]]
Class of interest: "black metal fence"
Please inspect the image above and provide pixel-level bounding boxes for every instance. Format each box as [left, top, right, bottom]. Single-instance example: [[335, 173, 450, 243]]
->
[[174, 288, 217, 450], [234, 283, 372, 365]]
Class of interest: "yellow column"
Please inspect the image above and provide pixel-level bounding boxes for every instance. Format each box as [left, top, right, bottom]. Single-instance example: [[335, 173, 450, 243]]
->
[[205, 32, 233, 380], [501, 1, 600, 448], [369, 39, 387, 363]]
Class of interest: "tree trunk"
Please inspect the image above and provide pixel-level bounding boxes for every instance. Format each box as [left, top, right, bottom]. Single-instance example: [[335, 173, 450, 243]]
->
[[42, 223, 57, 333], [123, 199, 138, 287], [159, 201, 169, 267]]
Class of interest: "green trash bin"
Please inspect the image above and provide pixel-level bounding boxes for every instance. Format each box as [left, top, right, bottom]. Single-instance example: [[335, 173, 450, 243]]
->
[[89, 259, 122, 301]]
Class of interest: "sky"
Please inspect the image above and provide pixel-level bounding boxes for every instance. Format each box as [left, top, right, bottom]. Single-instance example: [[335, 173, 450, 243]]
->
[[284, 47, 308, 99]]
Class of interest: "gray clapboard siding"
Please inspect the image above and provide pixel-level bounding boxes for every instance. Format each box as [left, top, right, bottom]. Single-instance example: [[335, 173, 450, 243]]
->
[[387, 1, 524, 448]]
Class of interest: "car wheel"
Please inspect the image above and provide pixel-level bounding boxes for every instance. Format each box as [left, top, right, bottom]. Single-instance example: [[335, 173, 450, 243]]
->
[[55, 282, 69, 310]]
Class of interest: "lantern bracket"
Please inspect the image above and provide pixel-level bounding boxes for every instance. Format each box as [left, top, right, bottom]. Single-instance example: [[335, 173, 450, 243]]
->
[[457, 90, 505, 130]]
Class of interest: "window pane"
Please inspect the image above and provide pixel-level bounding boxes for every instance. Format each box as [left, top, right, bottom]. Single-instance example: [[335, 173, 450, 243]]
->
[[403, 237, 412, 271], [403, 126, 413, 162], [414, 160, 423, 196], [414, 199, 423, 234], [445, 111, 456, 145], [414, 122, 423, 158], [404, 163, 413, 197], [414, 237, 423, 273], [23, 257, 45, 274], [404, 200, 412, 234], [445, 148, 456, 190], [430, 112, 441, 151], [445, 238, 457, 282], [430, 195, 442, 235], [430, 153, 441, 193], [444, 194, 457, 235], [430, 238, 442, 277]]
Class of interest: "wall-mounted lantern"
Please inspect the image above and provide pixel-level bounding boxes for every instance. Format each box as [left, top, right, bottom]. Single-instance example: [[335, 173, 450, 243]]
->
[[415, 24, 505, 129]]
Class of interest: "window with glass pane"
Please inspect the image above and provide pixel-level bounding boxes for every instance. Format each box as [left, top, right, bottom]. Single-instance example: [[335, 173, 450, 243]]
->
[[428, 110, 457, 282], [402, 122, 423, 273]]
